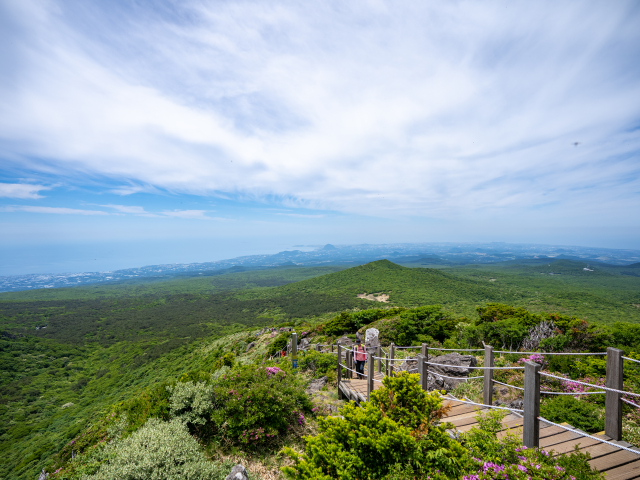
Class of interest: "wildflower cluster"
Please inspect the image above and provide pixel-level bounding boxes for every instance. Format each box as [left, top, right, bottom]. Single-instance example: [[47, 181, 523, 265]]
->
[[463, 446, 577, 480]]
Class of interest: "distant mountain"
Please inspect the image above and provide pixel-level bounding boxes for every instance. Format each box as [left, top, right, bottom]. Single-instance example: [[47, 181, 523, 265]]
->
[[1, 241, 639, 293]]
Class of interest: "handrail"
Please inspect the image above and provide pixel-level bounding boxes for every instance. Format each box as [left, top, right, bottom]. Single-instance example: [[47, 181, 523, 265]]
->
[[539, 372, 640, 398]]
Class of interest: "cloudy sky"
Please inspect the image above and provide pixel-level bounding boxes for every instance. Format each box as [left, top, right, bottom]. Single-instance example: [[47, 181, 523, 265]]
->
[[1, 0, 639, 274]]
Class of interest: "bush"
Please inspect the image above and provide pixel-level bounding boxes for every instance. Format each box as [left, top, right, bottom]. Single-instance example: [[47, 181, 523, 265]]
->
[[167, 381, 214, 428], [81, 418, 232, 480], [282, 372, 467, 479], [267, 333, 290, 357], [210, 365, 312, 448], [540, 395, 604, 434], [297, 351, 336, 379]]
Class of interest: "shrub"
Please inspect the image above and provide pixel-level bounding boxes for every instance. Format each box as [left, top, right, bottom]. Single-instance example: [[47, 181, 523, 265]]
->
[[540, 395, 604, 433], [167, 381, 214, 427], [267, 333, 290, 356], [297, 351, 336, 379], [282, 372, 466, 479], [82, 418, 232, 480], [282, 401, 420, 480], [370, 371, 449, 430], [210, 364, 312, 447]]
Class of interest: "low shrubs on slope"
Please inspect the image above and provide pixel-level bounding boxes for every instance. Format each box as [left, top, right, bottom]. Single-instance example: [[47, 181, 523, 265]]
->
[[282, 372, 604, 480]]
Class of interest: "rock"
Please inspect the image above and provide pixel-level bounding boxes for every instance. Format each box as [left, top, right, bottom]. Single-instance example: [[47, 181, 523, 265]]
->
[[61, 402, 74, 409], [225, 464, 249, 480], [38, 468, 48, 480], [364, 328, 380, 352], [425, 353, 478, 391], [306, 376, 327, 394], [509, 399, 524, 410], [336, 336, 354, 348], [355, 331, 363, 343], [298, 338, 311, 350], [245, 342, 255, 352], [398, 358, 418, 373]]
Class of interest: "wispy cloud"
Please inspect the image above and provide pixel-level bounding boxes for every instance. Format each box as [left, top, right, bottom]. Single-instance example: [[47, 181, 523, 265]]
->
[[161, 209, 209, 219], [0, 0, 639, 224], [2, 206, 108, 215], [276, 213, 325, 218], [0, 183, 50, 199], [100, 204, 159, 217]]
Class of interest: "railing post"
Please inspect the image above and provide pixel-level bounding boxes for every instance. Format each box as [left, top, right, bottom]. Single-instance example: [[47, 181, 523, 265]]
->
[[606, 347, 623, 440], [346, 349, 353, 379], [417, 354, 428, 390], [316, 343, 321, 352], [389, 343, 395, 377], [291, 333, 297, 371], [331, 343, 334, 353], [421, 343, 427, 356], [367, 352, 374, 401], [483, 345, 494, 406], [523, 360, 541, 448], [385, 352, 389, 377], [337, 344, 343, 399], [376, 345, 382, 373]]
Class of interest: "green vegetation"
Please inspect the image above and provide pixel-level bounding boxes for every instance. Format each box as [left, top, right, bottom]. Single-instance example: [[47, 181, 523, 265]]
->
[[282, 373, 602, 480], [2, 258, 640, 478]]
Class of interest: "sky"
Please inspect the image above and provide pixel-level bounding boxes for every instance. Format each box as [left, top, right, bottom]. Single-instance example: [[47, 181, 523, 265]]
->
[[1, 0, 640, 275]]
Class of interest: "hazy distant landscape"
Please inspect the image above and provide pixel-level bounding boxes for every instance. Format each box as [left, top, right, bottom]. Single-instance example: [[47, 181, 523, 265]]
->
[[2, 241, 639, 293]]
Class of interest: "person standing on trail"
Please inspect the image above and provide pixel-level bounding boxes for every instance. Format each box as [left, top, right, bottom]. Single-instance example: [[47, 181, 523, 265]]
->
[[354, 340, 366, 379]]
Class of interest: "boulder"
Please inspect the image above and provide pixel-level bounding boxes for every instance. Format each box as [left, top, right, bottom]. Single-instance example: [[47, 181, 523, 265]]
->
[[398, 358, 418, 373], [38, 469, 48, 480], [509, 399, 524, 410], [365, 328, 380, 348], [298, 338, 311, 350], [355, 331, 363, 343], [225, 464, 249, 480], [245, 342, 255, 352], [306, 376, 327, 395], [336, 336, 354, 348], [423, 353, 478, 391]]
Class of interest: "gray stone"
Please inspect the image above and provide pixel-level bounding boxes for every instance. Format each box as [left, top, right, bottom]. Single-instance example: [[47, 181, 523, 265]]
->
[[225, 464, 249, 480], [38, 469, 48, 480], [509, 399, 524, 410], [355, 331, 363, 343], [365, 328, 379, 346], [298, 338, 311, 350], [245, 342, 255, 352], [306, 376, 328, 394], [405, 353, 479, 391], [336, 336, 354, 347]]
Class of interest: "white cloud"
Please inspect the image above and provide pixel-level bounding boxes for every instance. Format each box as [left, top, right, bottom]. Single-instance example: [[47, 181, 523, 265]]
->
[[0, 183, 49, 199], [2, 206, 108, 215], [161, 209, 209, 219], [0, 0, 639, 223], [100, 204, 159, 216]]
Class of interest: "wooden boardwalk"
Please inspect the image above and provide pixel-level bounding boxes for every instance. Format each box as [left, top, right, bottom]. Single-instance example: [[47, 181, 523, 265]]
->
[[339, 377, 640, 479]]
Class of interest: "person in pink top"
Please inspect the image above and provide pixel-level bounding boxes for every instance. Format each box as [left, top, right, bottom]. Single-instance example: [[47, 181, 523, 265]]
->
[[354, 340, 366, 379]]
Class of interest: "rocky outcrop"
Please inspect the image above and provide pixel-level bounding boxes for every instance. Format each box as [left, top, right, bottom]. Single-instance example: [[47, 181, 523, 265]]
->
[[245, 342, 255, 352], [398, 353, 477, 391], [225, 464, 249, 480], [336, 336, 354, 348], [306, 376, 327, 395], [298, 338, 311, 350]]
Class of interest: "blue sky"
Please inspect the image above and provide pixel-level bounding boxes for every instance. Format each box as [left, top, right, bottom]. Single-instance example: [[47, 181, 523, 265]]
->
[[1, 0, 640, 275]]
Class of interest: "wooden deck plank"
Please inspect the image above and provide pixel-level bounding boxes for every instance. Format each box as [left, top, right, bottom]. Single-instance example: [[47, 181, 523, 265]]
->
[[549, 436, 602, 456], [589, 450, 640, 472], [596, 459, 640, 480]]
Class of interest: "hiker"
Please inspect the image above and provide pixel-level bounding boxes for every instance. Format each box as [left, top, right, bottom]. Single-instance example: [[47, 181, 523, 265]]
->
[[354, 340, 366, 379]]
